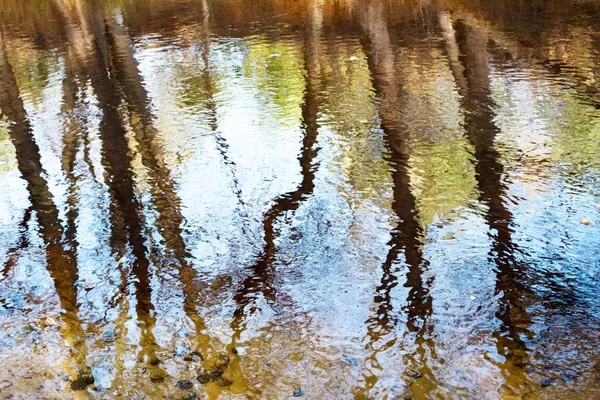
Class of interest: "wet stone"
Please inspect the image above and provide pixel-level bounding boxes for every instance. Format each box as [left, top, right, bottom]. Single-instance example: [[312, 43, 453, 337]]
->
[[214, 377, 233, 387], [71, 367, 94, 391], [541, 379, 554, 388], [512, 358, 527, 368], [71, 379, 91, 391], [149, 357, 161, 366], [176, 379, 194, 391], [80, 367, 94, 383], [209, 371, 223, 381], [180, 393, 197, 400], [150, 371, 168, 382], [197, 374, 211, 384], [293, 388, 304, 397], [184, 351, 203, 362], [512, 349, 527, 358]]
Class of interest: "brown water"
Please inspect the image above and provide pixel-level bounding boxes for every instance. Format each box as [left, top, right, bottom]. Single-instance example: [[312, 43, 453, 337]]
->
[[0, 0, 599, 398]]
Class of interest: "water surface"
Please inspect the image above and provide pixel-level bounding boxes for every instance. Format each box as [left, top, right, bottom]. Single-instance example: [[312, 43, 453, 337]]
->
[[0, 0, 600, 398]]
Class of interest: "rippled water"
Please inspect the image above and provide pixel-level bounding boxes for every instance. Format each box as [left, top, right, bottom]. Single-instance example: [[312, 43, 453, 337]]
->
[[0, 0, 599, 398]]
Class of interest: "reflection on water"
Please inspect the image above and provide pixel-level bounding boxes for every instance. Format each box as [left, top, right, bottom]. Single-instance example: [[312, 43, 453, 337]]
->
[[0, 0, 599, 398]]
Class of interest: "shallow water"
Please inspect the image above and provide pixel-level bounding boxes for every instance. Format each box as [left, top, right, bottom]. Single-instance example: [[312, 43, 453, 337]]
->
[[0, 0, 599, 398]]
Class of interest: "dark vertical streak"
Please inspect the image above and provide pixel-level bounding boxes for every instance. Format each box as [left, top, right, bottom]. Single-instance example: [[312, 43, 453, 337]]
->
[[103, 15, 215, 356], [0, 26, 88, 372], [229, 0, 322, 343], [47, 0, 163, 371], [357, 0, 435, 394], [0, 207, 32, 282], [59, 55, 84, 247], [451, 17, 531, 372]]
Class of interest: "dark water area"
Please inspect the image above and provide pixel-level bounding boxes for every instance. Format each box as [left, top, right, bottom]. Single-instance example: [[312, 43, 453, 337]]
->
[[0, 0, 599, 398]]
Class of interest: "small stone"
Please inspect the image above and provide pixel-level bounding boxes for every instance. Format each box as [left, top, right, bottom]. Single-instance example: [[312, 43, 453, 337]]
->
[[512, 358, 526, 368], [149, 357, 161, 366], [176, 380, 194, 391], [214, 377, 232, 387], [293, 388, 304, 397], [581, 219, 592, 225], [45, 317, 57, 326], [512, 349, 527, 358], [181, 393, 197, 400], [197, 373, 211, 384], [71, 378, 90, 391], [469, 295, 476, 300], [78, 367, 94, 385], [209, 370, 223, 381], [71, 367, 94, 391], [541, 379, 554, 388], [150, 371, 167, 382]]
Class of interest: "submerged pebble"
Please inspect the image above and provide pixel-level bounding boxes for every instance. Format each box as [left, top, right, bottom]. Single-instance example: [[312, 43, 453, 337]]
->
[[176, 379, 194, 390], [71, 367, 94, 391], [71, 379, 91, 391], [214, 377, 233, 387], [183, 351, 203, 362], [150, 371, 168, 382], [197, 374, 211, 384], [541, 379, 554, 388], [149, 357, 161, 366]]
